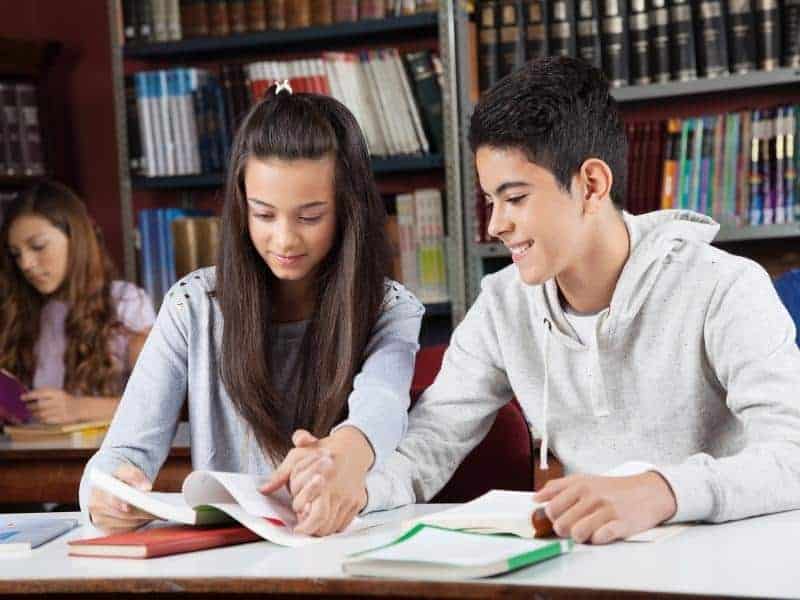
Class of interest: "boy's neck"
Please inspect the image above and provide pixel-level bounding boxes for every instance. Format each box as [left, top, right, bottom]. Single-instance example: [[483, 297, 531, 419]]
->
[[556, 208, 630, 314]]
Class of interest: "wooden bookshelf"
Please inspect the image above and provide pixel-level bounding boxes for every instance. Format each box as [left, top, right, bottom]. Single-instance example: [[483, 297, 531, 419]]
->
[[123, 12, 438, 59]]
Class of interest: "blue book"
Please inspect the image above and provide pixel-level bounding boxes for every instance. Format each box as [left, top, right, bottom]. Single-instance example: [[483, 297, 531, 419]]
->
[[0, 517, 78, 553]]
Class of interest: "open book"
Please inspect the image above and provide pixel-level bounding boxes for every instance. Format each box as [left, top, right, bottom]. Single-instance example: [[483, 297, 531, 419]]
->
[[406, 489, 688, 543], [343, 524, 572, 579], [89, 468, 378, 547]]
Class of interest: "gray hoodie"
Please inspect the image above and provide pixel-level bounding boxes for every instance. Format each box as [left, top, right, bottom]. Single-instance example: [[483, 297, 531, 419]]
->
[[364, 210, 800, 524]]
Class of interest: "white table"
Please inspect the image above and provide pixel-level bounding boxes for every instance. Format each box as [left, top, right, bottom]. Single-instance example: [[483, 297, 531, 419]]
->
[[1, 506, 798, 598]]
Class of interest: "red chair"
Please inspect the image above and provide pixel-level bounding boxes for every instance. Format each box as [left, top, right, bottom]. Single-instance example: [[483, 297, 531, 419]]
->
[[410, 344, 534, 502]]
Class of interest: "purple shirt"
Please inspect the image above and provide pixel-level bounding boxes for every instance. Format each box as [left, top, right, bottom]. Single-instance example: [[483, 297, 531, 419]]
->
[[33, 281, 156, 392]]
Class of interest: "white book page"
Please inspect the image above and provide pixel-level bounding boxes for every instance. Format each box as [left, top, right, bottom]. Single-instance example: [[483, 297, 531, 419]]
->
[[88, 469, 197, 524], [359, 526, 564, 567], [406, 490, 543, 538]]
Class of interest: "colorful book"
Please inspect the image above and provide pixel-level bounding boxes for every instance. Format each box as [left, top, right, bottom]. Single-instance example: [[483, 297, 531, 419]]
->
[[68, 523, 260, 559], [0, 517, 78, 554], [342, 524, 572, 579], [0, 368, 31, 424]]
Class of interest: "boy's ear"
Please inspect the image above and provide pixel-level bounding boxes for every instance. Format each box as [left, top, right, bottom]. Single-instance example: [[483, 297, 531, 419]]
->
[[578, 158, 613, 214]]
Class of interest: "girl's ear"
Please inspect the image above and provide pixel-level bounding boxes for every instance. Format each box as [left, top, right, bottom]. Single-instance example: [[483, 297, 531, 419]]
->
[[578, 158, 613, 215]]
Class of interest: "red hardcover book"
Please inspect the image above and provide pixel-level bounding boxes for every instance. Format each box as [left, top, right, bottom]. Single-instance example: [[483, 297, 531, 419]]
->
[[68, 524, 260, 559]]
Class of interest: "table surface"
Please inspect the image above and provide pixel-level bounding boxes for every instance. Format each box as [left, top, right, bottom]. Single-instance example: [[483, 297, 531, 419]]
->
[[0, 506, 798, 598]]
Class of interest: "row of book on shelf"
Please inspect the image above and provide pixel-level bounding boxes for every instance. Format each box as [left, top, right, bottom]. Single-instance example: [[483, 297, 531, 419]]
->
[[0, 81, 45, 177], [127, 49, 443, 177], [121, 0, 439, 43], [0, 192, 17, 228], [477, 0, 800, 92], [474, 103, 800, 242], [137, 187, 448, 308]]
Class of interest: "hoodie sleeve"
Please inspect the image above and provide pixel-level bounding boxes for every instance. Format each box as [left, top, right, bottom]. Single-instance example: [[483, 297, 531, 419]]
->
[[654, 261, 800, 523], [362, 286, 514, 513]]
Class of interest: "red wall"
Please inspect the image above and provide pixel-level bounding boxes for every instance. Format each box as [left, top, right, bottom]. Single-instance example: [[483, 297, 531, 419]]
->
[[0, 0, 125, 268]]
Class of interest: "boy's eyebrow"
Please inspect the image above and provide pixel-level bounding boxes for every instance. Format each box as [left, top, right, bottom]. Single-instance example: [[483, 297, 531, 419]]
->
[[492, 181, 531, 195], [247, 198, 328, 209]]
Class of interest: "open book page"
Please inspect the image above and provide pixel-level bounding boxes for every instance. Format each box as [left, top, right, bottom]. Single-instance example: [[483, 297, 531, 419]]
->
[[405, 490, 543, 538]]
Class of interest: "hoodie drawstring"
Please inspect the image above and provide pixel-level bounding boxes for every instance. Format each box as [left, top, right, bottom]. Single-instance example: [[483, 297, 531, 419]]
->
[[540, 318, 552, 470]]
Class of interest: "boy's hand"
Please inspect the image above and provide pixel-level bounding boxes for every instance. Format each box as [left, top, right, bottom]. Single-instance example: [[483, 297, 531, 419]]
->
[[260, 427, 373, 536], [23, 388, 78, 424], [534, 472, 677, 544], [88, 464, 155, 533]]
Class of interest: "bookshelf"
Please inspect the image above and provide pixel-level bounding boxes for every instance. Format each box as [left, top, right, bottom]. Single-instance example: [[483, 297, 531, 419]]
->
[[107, 1, 468, 332], [461, 2, 800, 305]]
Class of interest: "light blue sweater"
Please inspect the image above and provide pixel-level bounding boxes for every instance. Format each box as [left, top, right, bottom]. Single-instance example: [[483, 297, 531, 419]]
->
[[79, 268, 424, 512]]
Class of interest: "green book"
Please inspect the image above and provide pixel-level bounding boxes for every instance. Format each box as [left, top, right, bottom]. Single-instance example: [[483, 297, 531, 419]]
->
[[342, 524, 572, 580]]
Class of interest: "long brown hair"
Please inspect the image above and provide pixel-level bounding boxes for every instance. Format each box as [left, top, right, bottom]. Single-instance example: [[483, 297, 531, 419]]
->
[[0, 180, 124, 395], [217, 86, 390, 463]]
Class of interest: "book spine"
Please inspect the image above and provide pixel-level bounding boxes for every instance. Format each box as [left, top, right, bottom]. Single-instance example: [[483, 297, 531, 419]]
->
[[228, 0, 248, 33], [498, 0, 525, 77], [775, 106, 786, 223], [761, 107, 776, 224], [524, 0, 548, 59], [152, 0, 169, 41], [333, 0, 358, 22], [725, 0, 757, 73], [478, 0, 500, 92], [167, 0, 183, 39], [628, 0, 650, 84], [600, 0, 629, 87], [711, 113, 726, 219], [695, 1, 729, 77], [648, 0, 671, 83], [668, 0, 697, 81], [661, 118, 682, 209], [311, 0, 335, 24], [754, 0, 780, 70], [286, 0, 312, 28], [245, 0, 267, 31], [783, 0, 800, 67], [14, 83, 45, 176], [698, 117, 715, 215], [405, 51, 444, 154], [208, 0, 230, 35], [123, 0, 139, 42], [749, 109, 763, 225], [137, 0, 154, 41], [359, 0, 386, 19], [576, 0, 603, 70], [549, 0, 576, 58], [786, 107, 797, 222]]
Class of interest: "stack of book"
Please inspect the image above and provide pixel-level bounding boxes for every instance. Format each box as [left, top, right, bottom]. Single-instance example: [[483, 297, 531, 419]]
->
[[127, 48, 443, 177], [3, 420, 111, 442], [0, 81, 45, 177], [122, 0, 440, 44], [137, 208, 216, 309], [387, 188, 449, 304], [476, 0, 800, 92]]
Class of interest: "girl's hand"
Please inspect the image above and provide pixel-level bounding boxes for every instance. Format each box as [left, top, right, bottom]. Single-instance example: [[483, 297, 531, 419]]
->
[[260, 428, 372, 536], [87, 463, 155, 533], [23, 387, 79, 424]]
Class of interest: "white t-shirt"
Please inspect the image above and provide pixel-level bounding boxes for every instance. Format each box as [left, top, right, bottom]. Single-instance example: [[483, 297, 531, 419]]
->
[[563, 304, 602, 347]]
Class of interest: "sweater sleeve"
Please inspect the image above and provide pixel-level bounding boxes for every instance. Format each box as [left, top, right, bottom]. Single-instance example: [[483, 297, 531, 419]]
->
[[78, 280, 191, 519], [654, 262, 800, 523], [332, 281, 424, 468], [363, 284, 514, 513]]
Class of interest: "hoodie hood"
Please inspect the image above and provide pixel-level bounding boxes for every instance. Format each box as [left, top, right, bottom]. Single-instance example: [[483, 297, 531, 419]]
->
[[537, 210, 720, 343], [532, 210, 719, 471]]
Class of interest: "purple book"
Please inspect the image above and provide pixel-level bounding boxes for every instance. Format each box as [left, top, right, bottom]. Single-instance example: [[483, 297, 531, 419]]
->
[[0, 369, 31, 423]]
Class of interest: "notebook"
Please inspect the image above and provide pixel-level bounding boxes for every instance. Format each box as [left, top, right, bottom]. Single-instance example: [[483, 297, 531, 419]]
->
[[68, 523, 261, 559], [343, 524, 572, 579], [0, 368, 31, 424], [89, 468, 382, 547], [3, 419, 110, 441], [0, 517, 78, 554]]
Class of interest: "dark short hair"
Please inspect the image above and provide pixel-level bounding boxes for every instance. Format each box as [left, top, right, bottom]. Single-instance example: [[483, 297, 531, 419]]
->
[[469, 56, 627, 209]]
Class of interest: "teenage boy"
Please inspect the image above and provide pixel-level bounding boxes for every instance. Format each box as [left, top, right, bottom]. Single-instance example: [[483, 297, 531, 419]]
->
[[360, 56, 800, 544]]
